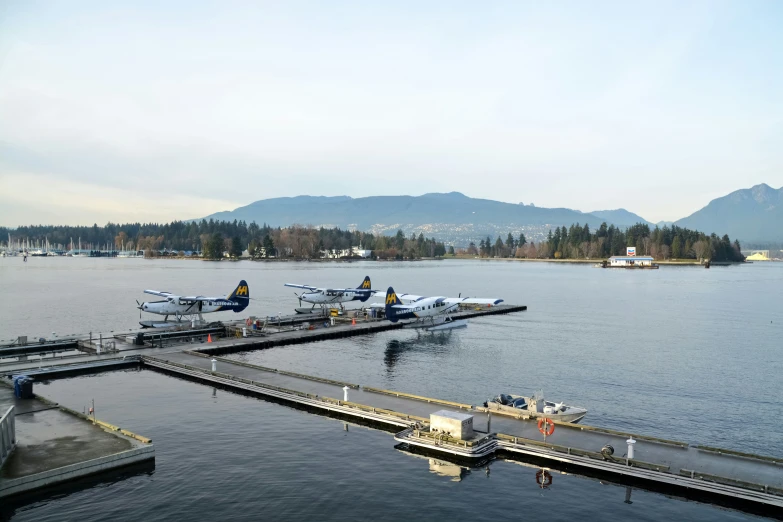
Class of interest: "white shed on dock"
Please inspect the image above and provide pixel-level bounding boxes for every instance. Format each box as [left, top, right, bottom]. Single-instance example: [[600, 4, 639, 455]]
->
[[430, 410, 474, 440]]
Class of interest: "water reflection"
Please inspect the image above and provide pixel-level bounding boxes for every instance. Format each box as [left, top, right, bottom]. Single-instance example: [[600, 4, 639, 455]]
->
[[428, 458, 469, 482], [535, 469, 553, 489], [384, 331, 458, 373], [394, 448, 473, 482]]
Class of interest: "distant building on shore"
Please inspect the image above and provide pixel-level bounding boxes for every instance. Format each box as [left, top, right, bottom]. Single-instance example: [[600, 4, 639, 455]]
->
[[745, 251, 771, 261], [609, 256, 655, 267], [320, 246, 372, 259]]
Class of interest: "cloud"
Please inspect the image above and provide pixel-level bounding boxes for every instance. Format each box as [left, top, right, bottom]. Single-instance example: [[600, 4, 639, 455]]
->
[[0, 171, 241, 227], [0, 1, 781, 225]]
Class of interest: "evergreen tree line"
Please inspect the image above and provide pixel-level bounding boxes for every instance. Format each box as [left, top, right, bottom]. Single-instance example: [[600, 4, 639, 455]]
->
[[1, 221, 447, 261], [463, 232, 528, 258], [461, 222, 744, 262]]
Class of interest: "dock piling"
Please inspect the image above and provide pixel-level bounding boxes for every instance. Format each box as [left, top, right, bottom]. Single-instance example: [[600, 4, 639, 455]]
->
[[211, 359, 217, 372], [343, 386, 350, 402]]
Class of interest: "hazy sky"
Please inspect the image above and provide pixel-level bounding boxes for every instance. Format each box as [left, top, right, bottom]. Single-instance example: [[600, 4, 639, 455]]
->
[[1, 1, 781, 226]]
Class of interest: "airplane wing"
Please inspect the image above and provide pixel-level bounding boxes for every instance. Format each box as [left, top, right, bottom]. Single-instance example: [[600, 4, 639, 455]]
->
[[178, 295, 219, 302], [371, 291, 424, 302], [444, 297, 504, 305], [284, 283, 318, 291], [325, 287, 372, 294], [144, 290, 175, 297], [370, 292, 503, 306]]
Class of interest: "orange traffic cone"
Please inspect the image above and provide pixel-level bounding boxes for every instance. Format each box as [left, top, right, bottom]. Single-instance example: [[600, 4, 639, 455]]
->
[[351, 318, 356, 326], [207, 334, 212, 343]]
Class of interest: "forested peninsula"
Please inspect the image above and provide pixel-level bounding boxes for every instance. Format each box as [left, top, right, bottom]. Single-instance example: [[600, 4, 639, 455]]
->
[[465, 223, 744, 262], [2, 220, 743, 262]]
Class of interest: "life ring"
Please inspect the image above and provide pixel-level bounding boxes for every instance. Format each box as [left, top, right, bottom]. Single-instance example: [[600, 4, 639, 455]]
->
[[245, 318, 252, 327], [535, 469, 552, 487], [538, 417, 555, 436]]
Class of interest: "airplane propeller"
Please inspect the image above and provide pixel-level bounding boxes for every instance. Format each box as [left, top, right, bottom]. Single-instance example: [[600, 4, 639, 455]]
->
[[294, 292, 303, 307]]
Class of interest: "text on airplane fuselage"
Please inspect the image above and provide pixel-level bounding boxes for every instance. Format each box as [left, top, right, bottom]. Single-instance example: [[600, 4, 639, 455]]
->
[[182, 300, 237, 306]]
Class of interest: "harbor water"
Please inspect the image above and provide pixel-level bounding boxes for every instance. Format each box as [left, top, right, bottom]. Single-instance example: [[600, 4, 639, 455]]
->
[[0, 258, 781, 520]]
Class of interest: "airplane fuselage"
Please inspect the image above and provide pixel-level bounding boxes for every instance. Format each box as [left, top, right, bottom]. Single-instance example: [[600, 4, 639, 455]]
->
[[387, 297, 459, 321], [300, 289, 370, 305], [141, 297, 243, 316]]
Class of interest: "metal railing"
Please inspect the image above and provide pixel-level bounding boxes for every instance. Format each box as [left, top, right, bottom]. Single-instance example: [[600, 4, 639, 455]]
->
[[0, 406, 16, 469]]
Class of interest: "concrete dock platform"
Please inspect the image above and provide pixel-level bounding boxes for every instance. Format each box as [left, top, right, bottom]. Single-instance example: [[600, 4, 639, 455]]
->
[[0, 383, 154, 499]]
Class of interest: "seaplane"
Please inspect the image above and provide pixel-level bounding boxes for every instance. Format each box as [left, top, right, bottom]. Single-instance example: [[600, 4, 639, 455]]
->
[[380, 286, 503, 332], [285, 276, 373, 314], [137, 280, 250, 328]]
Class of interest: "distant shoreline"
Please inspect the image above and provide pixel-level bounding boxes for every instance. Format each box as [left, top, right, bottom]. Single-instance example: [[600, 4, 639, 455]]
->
[[109, 255, 748, 266], [448, 255, 747, 266]]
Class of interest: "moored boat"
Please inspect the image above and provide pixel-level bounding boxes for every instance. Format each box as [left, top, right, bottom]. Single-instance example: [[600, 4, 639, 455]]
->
[[484, 390, 587, 423]]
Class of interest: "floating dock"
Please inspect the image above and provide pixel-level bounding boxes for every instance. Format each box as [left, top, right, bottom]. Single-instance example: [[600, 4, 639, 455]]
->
[[0, 381, 154, 500], [136, 352, 782, 516], [0, 305, 527, 373], [3, 303, 782, 518]]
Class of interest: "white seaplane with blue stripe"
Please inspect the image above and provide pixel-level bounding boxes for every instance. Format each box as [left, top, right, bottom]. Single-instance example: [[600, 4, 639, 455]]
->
[[377, 287, 503, 331]]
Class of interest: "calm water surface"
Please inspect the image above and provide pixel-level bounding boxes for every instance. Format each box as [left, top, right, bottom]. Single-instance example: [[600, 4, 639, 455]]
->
[[1, 371, 764, 522], [0, 258, 781, 520]]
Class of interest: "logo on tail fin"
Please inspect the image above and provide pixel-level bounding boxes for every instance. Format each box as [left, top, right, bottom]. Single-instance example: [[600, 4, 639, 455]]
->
[[385, 287, 400, 322], [226, 280, 250, 313], [228, 280, 250, 306], [358, 276, 371, 289]]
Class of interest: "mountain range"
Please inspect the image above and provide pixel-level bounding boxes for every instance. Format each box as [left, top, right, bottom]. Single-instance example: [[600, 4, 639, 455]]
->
[[198, 184, 782, 245], [673, 184, 782, 243]]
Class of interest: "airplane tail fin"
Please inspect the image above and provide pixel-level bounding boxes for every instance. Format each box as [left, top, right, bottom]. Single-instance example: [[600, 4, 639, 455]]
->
[[385, 286, 400, 322], [228, 280, 250, 312], [357, 276, 372, 301]]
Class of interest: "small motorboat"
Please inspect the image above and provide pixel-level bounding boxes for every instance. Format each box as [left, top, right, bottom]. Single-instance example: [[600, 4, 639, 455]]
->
[[484, 390, 588, 424]]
